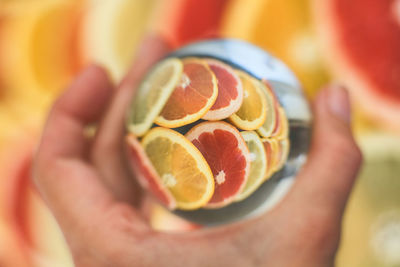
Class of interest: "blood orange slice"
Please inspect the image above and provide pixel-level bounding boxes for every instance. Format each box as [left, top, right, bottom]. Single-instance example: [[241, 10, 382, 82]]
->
[[202, 59, 243, 120], [141, 127, 214, 210], [186, 121, 250, 208], [235, 131, 267, 202], [230, 71, 267, 130], [127, 58, 183, 136], [257, 81, 277, 138], [155, 58, 218, 128], [126, 134, 176, 210]]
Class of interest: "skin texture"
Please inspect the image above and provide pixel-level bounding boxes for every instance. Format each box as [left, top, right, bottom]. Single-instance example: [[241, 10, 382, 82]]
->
[[33, 36, 362, 267]]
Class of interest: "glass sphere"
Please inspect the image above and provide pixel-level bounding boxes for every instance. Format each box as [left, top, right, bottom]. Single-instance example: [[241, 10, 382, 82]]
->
[[126, 39, 312, 225]]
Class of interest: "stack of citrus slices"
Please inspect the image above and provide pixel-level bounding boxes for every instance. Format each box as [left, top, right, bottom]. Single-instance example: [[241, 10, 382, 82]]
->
[[126, 57, 290, 210]]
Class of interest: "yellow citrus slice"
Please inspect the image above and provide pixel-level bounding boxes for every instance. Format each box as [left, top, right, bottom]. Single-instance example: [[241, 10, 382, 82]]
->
[[261, 137, 280, 181], [141, 127, 214, 210], [230, 71, 267, 130], [155, 58, 218, 128], [275, 107, 289, 139], [126, 134, 176, 210], [127, 58, 183, 136], [257, 81, 277, 137], [275, 138, 290, 172], [235, 131, 267, 202]]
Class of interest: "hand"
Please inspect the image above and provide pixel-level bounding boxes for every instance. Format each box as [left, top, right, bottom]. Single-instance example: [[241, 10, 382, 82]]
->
[[33, 36, 362, 267]]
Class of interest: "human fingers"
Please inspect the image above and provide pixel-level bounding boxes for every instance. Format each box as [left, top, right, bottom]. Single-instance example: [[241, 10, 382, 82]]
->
[[90, 35, 172, 205], [280, 85, 363, 219]]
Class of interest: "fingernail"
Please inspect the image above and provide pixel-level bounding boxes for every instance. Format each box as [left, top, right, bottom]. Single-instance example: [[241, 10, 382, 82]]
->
[[327, 85, 351, 123]]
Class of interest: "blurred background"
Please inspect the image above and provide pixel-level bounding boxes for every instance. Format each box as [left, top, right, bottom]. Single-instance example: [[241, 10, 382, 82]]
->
[[0, 0, 399, 266]]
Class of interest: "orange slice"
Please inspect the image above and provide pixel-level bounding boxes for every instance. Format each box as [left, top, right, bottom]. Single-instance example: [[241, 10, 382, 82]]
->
[[186, 121, 250, 208], [126, 134, 176, 209], [257, 81, 277, 138], [235, 131, 267, 202], [275, 138, 290, 172], [202, 59, 243, 120], [141, 127, 214, 210], [230, 71, 267, 130], [275, 107, 289, 139], [127, 58, 183, 136], [155, 58, 218, 128], [261, 138, 279, 181]]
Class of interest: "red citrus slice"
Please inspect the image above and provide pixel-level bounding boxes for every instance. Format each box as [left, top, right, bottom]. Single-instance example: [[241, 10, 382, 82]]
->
[[185, 121, 250, 208], [314, 0, 400, 132], [126, 134, 176, 210], [155, 58, 218, 127], [202, 59, 243, 120]]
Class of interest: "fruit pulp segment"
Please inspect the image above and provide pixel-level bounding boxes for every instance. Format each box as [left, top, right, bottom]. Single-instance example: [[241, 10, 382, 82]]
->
[[191, 129, 248, 205]]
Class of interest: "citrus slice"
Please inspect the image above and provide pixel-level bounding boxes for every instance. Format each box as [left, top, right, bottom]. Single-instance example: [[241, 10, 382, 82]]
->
[[126, 134, 176, 209], [261, 138, 279, 181], [141, 127, 214, 210], [275, 138, 290, 172], [185, 121, 250, 208], [202, 59, 243, 120], [275, 107, 289, 139], [229, 71, 267, 130], [127, 58, 183, 136], [235, 131, 267, 202], [155, 58, 218, 128], [257, 81, 277, 138]]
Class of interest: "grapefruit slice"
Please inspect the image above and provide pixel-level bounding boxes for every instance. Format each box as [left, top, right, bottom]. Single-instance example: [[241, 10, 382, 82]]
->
[[127, 58, 183, 136], [141, 127, 214, 210], [261, 138, 279, 181], [275, 138, 290, 172], [235, 131, 267, 202], [155, 58, 218, 128], [202, 59, 243, 120], [314, 0, 400, 132], [257, 81, 277, 138], [229, 71, 267, 130], [185, 121, 250, 208], [126, 134, 176, 209]]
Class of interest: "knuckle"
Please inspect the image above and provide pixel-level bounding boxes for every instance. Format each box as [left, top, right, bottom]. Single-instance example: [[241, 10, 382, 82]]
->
[[328, 133, 362, 165]]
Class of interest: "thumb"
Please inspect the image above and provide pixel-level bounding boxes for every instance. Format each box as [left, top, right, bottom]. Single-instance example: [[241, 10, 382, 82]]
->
[[282, 85, 363, 218]]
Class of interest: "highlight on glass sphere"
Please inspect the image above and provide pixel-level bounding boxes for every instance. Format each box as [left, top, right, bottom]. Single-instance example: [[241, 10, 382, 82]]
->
[[125, 55, 290, 212]]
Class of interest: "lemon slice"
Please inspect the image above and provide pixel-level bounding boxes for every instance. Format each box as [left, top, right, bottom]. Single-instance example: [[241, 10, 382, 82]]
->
[[230, 71, 267, 130], [127, 58, 183, 136], [257, 81, 277, 138], [236, 131, 267, 202], [141, 127, 214, 210]]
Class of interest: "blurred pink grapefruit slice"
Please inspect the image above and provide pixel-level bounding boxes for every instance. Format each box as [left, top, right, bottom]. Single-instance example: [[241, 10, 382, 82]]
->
[[186, 121, 250, 208], [202, 59, 243, 120], [314, 0, 400, 132]]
